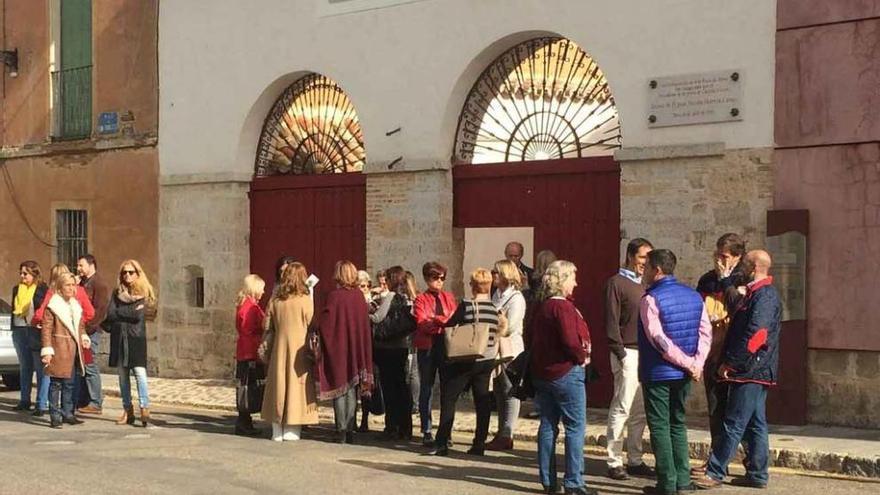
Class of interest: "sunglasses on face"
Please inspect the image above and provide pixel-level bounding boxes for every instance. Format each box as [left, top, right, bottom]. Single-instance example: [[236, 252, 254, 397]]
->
[[430, 275, 446, 281], [358, 284, 369, 288], [121, 270, 137, 276]]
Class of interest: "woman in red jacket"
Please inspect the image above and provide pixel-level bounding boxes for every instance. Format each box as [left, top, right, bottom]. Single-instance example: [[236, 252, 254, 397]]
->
[[412, 261, 457, 446], [32, 264, 96, 328], [234, 274, 266, 436]]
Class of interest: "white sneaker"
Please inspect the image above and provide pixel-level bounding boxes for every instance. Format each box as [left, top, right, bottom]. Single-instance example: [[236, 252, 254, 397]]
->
[[271, 423, 283, 442], [282, 425, 301, 441]]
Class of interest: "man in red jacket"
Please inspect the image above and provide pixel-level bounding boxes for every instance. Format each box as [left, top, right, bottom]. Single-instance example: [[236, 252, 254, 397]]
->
[[412, 261, 457, 447]]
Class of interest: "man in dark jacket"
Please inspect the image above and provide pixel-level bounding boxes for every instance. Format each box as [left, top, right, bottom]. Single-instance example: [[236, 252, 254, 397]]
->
[[694, 250, 782, 490], [76, 254, 111, 414], [693, 233, 748, 474]]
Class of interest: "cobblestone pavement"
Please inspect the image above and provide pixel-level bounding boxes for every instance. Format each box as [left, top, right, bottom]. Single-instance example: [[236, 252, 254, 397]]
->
[[98, 374, 880, 479]]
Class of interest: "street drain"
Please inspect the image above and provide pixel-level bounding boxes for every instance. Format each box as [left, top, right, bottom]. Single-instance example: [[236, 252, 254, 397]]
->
[[34, 440, 75, 446]]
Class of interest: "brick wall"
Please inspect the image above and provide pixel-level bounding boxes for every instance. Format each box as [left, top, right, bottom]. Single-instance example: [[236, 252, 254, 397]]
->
[[365, 169, 459, 292]]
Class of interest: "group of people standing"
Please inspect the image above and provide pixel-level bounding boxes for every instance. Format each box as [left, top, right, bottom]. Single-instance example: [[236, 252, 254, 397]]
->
[[234, 244, 606, 495], [603, 234, 782, 495], [10, 256, 156, 428]]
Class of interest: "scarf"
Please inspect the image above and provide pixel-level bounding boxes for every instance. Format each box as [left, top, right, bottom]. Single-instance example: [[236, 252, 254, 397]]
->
[[13, 283, 36, 317], [116, 287, 145, 304]]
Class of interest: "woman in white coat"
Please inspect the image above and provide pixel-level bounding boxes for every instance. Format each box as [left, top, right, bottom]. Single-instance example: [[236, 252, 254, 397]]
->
[[486, 259, 527, 450]]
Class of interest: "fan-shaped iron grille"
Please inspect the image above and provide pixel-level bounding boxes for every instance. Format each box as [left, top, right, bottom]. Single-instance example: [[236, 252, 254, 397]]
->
[[454, 38, 621, 164], [255, 74, 365, 177]]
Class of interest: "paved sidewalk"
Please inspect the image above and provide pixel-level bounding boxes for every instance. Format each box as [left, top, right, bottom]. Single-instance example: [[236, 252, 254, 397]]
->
[[100, 373, 880, 479]]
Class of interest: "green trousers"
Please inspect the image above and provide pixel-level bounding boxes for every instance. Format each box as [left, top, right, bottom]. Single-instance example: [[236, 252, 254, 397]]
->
[[643, 379, 692, 494]]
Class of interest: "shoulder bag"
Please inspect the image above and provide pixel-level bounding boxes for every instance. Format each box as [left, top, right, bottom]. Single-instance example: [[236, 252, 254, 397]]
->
[[444, 300, 491, 361]]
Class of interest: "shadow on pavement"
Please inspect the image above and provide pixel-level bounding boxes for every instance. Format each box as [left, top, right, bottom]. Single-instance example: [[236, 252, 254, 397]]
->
[[340, 456, 642, 494]]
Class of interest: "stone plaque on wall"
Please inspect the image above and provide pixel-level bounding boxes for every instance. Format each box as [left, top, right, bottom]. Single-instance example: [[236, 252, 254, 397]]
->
[[647, 70, 743, 128], [766, 231, 806, 321], [319, 0, 430, 16]]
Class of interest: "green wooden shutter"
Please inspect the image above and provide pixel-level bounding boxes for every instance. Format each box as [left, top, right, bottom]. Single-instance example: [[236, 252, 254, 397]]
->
[[59, 0, 92, 138]]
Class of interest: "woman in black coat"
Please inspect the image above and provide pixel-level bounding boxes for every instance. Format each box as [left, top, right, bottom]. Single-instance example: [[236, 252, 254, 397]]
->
[[104, 259, 156, 427]]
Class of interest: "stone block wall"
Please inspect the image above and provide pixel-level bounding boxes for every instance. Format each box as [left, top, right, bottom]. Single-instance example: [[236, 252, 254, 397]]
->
[[157, 177, 250, 378], [619, 147, 775, 287], [365, 168, 459, 292], [808, 349, 880, 428]]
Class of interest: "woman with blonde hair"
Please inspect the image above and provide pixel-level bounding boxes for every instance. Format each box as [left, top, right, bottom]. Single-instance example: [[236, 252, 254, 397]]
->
[[104, 259, 156, 427], [10, 261, 49, 413], [39, 272, 91, 428], [430, 268, 502, 457], [318, 260, 374, 444], [261, 263, 319, 441], [234, 274, 266, 436], [529, 260, 595, 495], [486, 259, 527, 451], [31, 263, 95, 421]]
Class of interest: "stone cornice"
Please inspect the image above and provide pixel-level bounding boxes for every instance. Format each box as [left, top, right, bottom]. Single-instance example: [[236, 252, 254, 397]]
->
[[160, 172, 252, 186], [0, 134, 158, 159], [614, 142, 727, 162], [363, 158, 450, 175]]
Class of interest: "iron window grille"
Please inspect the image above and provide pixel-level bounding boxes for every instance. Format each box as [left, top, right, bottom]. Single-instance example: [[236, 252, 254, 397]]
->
[[56, 209, 88, 269]]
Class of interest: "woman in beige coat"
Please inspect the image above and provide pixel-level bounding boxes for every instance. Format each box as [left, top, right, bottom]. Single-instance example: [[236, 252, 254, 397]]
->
[[261, 262, 319, 441], [40, 272, 90, 429]]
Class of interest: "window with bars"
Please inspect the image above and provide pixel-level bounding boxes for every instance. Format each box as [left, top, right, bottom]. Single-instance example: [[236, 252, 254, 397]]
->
[[56, 209, 88, 269]]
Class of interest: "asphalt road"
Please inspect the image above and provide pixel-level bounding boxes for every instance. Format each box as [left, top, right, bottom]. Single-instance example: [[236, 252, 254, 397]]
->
[[0, 390, 874, 495]]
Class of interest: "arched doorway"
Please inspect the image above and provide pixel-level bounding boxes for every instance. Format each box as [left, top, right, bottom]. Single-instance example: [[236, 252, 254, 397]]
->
[[250, 73, 366, 309], [453, 37, 621, 406]]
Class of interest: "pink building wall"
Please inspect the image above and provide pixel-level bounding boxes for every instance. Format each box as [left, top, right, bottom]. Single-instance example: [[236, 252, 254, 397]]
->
[[775, 2, 880, 352]]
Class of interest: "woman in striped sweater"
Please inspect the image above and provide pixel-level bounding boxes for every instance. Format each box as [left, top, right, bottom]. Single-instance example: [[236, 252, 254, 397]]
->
[[428, 268, 501, 457]]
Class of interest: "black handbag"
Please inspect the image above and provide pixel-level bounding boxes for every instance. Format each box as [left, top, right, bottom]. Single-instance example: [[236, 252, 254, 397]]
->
[[236, 361, 266, 414], [364, 364, 386, 415], [373, 295, 416, 342], [505, 349, 535, 400]]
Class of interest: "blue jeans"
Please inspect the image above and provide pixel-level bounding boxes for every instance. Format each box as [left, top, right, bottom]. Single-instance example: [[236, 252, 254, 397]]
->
[[49, 360, 78, 421], [417, 349, 440, 435], [533, 365, 587, 490], [707, 382, 770, 484], [30, 350, 51, 410], [118, 366, 150, 409], [11, 328, 34, 407], [82, 332, 103, 408]]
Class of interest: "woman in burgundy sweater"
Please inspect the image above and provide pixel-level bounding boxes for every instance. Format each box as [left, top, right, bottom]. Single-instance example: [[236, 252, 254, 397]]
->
[[529, 260, 596, 495]]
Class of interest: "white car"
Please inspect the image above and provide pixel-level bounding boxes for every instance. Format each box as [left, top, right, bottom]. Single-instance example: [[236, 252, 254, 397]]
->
[[0, 303, 21, 390]]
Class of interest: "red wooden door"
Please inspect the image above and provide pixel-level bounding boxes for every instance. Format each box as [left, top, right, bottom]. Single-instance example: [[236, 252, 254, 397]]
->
[[454, 156, 621, 406], [250, 173, 366, 312]]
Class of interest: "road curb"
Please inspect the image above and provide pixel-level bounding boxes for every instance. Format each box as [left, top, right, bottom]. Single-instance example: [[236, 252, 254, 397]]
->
[[102, 387, 879, 479]]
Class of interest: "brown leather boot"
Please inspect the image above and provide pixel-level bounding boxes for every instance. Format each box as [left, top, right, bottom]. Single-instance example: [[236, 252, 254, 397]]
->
[[116, 406, 135, 425], [140, 407, 150, 427]]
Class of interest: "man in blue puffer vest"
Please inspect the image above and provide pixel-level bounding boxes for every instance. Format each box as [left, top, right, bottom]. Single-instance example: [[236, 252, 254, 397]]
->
[[638, 249, 712, 495], [694, 250, 781, 490]]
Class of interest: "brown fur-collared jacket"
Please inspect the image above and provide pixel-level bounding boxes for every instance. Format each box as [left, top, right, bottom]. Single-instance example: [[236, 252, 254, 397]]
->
[[40, 294, 89, 379]]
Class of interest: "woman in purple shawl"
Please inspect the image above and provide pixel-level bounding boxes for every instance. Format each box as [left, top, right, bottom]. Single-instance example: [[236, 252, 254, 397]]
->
[[318, 260, 374, 444]]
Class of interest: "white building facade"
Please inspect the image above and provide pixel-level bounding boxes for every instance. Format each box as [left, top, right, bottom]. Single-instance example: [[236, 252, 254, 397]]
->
[[156, 0, 776, 413]]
